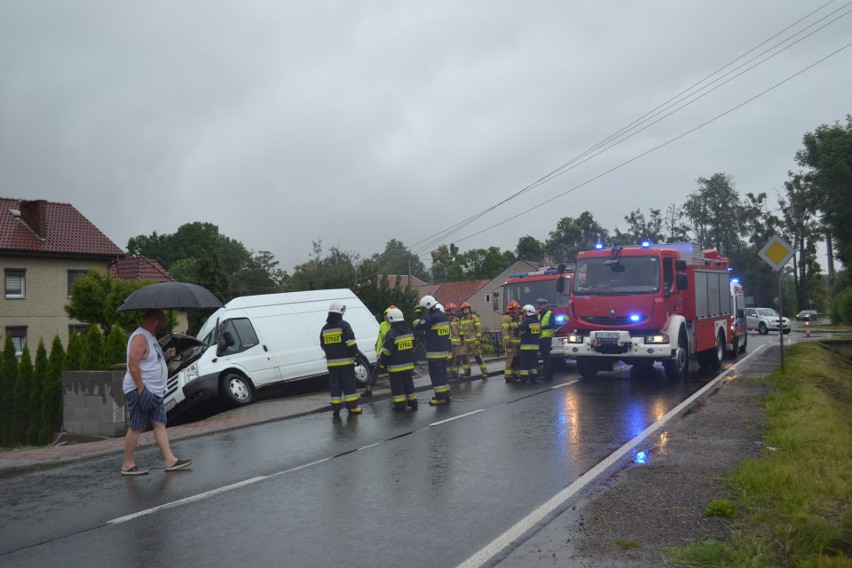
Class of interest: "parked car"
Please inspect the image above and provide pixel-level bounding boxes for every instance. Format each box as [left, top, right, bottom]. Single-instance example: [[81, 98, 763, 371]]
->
[[796, 309, 818, 322], [745, 307, 791, 335]]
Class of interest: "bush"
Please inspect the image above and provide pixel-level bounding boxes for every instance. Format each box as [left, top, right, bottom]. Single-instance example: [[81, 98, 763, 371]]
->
[[833, 286, 852, 325]]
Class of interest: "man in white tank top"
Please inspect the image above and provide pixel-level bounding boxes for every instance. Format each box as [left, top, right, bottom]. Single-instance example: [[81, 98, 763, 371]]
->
[[121, 309, 192, 475]]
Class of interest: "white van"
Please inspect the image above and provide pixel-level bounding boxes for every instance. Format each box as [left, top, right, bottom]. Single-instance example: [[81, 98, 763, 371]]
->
[[162, 289, 379, 418]]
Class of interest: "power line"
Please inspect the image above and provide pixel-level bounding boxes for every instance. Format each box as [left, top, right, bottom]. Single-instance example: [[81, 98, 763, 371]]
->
[[407, 3, 850, 262]]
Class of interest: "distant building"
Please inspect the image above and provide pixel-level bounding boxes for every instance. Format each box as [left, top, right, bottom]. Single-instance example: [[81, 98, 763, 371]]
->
[[1, 197, 174, 354]]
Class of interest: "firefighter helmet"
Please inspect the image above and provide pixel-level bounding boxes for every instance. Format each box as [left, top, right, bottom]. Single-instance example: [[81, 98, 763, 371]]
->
[[386, 308, 404, 323], [523, 304, 536, 316], [460, 302, 471, 311], [445, 302, 457, 314], [328, 301, 346, 315], [436, 303, 445, 313], [419, 295, 437, 310], [507, 300, 521, 313]]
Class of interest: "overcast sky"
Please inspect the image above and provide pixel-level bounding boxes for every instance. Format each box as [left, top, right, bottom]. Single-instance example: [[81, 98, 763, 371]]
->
[[1, 1, 849, 274]]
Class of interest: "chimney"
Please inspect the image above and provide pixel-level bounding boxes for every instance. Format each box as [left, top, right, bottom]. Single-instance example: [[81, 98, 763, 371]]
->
[[19, 199, 49, 239]]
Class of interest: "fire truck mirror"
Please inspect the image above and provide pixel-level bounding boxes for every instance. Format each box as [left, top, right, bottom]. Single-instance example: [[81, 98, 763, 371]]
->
[[556, 277, 565, 294], [557, 263, 566, 274], [675, 259, 687, 271], [676, 273, 689, 291]]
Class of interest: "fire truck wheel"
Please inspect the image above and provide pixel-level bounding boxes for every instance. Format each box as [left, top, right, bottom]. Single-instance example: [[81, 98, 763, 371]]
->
[[576, 357, 598, 379], [728, 335, 740, 359], [708, 331, 724, 370], [663, 332, 688, 382]]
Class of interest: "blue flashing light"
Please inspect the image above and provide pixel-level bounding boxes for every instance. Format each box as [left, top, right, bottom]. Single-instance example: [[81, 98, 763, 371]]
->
[[731, 277, 740, 284], [634, 451, 647, 465], [640, 240, 651, 248], [629, 314, 641, 322], [554, 314, 566, 323], [594, 242, 604, 250]]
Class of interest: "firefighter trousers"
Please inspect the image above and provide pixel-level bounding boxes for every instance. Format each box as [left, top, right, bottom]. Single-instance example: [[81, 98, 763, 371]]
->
[[328, 365, 359, 410]]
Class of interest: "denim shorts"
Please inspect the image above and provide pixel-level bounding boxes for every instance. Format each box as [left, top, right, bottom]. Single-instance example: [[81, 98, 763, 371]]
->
[[125, 388, 167, 431]]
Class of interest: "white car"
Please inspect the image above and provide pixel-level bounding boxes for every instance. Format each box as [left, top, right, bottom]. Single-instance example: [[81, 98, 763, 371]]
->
[[745, 307, 791, 335]]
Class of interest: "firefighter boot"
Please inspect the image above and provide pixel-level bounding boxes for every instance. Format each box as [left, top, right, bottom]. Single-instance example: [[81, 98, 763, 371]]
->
[[348, 407, 362, 415], [393, 402, 407, 412], [407, 399, 419, 411], [429, 397, 448, 406]]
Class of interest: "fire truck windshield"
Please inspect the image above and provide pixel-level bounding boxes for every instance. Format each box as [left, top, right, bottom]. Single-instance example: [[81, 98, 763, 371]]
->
[[574, 256, 660, 295], [504, 279, 569, 310]]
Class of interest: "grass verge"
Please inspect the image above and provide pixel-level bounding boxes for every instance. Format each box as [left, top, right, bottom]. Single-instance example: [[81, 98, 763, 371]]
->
[[667, 340, 852, 567]]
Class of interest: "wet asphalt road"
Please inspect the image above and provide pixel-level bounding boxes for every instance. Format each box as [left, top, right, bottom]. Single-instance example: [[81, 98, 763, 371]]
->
[[0, 333, 788, 567]]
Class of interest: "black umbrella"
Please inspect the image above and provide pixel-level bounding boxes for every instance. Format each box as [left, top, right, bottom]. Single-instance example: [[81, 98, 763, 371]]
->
[[117, 282, 224, 312]]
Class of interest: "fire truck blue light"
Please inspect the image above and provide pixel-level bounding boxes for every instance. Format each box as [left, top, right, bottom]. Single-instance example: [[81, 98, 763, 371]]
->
[[629, 314, 641, 322]]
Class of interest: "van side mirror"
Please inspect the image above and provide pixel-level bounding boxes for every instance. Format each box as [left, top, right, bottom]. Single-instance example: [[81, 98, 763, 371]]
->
[[675, 259, 687, 271], [218, 331, 236, 354], [676, 273, 688, 291]]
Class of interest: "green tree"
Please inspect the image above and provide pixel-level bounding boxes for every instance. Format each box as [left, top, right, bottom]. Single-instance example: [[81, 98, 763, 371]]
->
[[430, 243, 459, 283], [43, 336, 65, 442], [285, 241, 360, 292], [105, 325, 127, 369], [545, 211, 609, 261], [661, 203, 691, 242], [30, 341, 48, 445], [779, 172, 824, 311], [683, 173, 745, 256], [795, 115, 852, 267], [455, 247, 515, 280], [82, 326, 106, 371], [11, 345, 33, 445], [515, 235, 544, 261], [1, 335, 17, 446], [66, 270, 155, 333], [612, 208, 665, 245], [63, 331, 84, 372], [370, 239, 429, 281]]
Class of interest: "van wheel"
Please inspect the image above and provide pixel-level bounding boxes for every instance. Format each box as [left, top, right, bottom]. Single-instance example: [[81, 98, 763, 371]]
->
[[221, 373, 254, 407], [354, 353, 372, 387]]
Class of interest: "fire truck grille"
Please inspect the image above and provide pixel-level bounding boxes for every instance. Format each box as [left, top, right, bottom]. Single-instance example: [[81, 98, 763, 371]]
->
[[583, 316, 636, 325]]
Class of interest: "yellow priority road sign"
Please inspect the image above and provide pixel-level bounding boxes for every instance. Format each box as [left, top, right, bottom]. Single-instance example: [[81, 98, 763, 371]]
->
[[758, 235, 795, 272]]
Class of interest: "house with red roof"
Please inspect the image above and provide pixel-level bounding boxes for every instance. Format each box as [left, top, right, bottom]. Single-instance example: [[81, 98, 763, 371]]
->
[[1, 198, 174, 354], [412, 259, 542, 330]]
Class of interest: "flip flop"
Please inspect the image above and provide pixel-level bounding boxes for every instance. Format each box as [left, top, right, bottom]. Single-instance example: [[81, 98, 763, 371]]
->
[[121, 465, 149, 476], [165, 458, 192, 472]]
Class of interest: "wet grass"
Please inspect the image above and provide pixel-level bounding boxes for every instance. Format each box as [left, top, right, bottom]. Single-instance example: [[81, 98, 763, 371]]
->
[[667, 340, 852, 567]]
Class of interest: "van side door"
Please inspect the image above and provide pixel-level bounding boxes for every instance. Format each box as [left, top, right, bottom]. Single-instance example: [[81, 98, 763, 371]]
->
[[218, 318, 280, 387]]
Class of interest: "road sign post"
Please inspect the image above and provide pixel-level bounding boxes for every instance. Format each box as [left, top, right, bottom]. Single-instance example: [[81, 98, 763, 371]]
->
[[758, 235, 795, 369]]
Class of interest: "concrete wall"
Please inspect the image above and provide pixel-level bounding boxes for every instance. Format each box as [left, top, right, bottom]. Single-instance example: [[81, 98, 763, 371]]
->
[[62, 370, 128, 438]]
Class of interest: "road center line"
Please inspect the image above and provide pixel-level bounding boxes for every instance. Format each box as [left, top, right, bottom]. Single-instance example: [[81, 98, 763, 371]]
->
[[430, 408, 485, 426]]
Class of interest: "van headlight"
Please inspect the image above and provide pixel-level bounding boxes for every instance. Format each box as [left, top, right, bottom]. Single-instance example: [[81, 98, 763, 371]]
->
[[185, 362, 199, 383], [644, 334, 670, 344]]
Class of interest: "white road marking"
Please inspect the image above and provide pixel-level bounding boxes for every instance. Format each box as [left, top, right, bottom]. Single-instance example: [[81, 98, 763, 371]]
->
[[430, 408, 485, 426], [457, 345, 770, 568]]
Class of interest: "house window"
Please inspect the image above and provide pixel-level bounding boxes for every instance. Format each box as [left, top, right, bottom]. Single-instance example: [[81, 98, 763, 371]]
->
[[485, 293, 491, 304], [4, 269, 26, 299], [6, 327, 27, 356], [69, 324, 90, 338], [67, 269, 89, 296]]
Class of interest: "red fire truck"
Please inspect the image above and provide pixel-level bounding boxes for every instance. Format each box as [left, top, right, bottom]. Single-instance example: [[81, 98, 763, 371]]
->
[[555, 242, 735, 380], [494, 267, 574, 361]]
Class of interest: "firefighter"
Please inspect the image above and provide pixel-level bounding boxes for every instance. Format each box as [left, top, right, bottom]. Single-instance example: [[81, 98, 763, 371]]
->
[[375, 305, 397, 358], [319, 301, 362, 417], [445, 303, 462, 379], [379, 308, 417, 411], [413, 295, 452, 405], [501, 300, 522, 382], [459, 302, 489, 378], [537, 298, 555, 381], [518, 304, 541, 383]]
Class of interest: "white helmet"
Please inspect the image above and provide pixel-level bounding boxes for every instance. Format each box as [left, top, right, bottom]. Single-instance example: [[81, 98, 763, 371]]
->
[[436, 303, 445, 313], [329, 301, 346, 315], [419, 295, 437, 310], [387, 308, 404, 322], [523, 304, 536, 316]]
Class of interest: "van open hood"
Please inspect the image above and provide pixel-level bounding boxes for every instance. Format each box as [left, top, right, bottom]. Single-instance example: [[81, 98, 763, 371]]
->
[[159, 333, 206, 375]]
